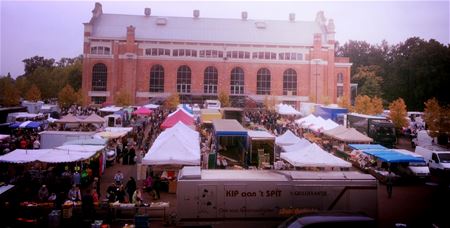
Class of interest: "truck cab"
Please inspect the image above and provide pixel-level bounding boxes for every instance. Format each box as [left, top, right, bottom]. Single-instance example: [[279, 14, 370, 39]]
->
[[415, 145, 450, 175]]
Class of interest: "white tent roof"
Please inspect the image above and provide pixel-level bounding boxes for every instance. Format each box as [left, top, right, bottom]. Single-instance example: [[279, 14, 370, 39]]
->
[[275, 130, 302, 146], [142, 122, 200, 165], [276, 104, 301, 115], [143, 104, 160, 109], [105, 127, 133, 133], [0, 145, 104, 164], [280, 143, 351, 168], [99, 106, 123, 112], [247, 130, 276, 140], [281, 138, 312, 152], [295, 114, 317, 125]]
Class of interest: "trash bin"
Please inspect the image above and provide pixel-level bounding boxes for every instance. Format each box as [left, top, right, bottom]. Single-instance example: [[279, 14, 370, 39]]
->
[[134, 215, 149, 228], [48, 210, 61, 228]]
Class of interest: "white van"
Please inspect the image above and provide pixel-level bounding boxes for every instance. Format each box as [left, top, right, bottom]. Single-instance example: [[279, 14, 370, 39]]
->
[[415, 145, 450, 174], [204, 100, 221, 109], [393, 149, 430, 179]]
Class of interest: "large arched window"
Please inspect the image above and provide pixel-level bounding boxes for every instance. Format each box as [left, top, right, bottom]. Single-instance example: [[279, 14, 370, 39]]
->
[[230, 67, 244, 95], [177, 65, 191, 93], [256, 68, 271, 95], [92, 63, 107, 91], [149, 65, 164, 92], [283, 68, 297, 95], [204, 66, 218, 94]]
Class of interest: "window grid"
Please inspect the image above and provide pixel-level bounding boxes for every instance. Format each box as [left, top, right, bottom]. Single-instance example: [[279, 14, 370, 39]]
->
[[256, 68, 271, 95], [91, 46, 111, 55], [283, 68, 297, 95], [91, 97, 106, 104], [337, 86, 344, 97], [177, 65, 191, 93], [149, 65, 164, 92], [91, 63, 107, 91], [230, 67, 245, 95], [204, 66, 218, 94]]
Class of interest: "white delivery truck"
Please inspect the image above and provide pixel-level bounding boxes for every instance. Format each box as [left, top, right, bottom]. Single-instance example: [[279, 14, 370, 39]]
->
[[415, 145, 450, 175], [176, 167, 377, 226]]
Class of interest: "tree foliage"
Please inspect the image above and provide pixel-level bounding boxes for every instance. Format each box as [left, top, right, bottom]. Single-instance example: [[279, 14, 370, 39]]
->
[[114, 88, 132, 106], [353, 95, 383, 115], [353, 66, 383, 98], [337, 95, 353, 112], [58, 84, 80, 109], [0, 76, 20, 106], [164, 93, 180, 110], [218, 91, 230, 107], [389, 98, 408, 130], [25, 84, 42, 102]]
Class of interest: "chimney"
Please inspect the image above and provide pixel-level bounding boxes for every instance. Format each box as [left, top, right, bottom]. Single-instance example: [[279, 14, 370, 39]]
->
[[242, 11, 248, 20], [127, 25, 136, 44], [144, 8, 151, 16], [193, 9, 200, 18], [289, 13, 295, 22], [92, 2, 103, 19]]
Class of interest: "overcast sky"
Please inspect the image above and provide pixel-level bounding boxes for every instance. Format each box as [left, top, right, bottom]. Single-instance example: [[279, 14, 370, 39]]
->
[[1, 0, 449, 77]]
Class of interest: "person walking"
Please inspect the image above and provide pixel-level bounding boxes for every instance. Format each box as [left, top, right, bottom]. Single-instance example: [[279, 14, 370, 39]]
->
[[125, 177, 137, 203], [114, 170, 124, 185]]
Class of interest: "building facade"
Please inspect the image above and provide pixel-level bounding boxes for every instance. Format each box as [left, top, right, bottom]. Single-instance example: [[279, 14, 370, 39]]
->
[[82, 3, 352, 106]]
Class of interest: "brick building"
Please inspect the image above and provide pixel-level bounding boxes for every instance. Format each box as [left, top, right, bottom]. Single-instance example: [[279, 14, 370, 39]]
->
[[82, 3, 352, 107]]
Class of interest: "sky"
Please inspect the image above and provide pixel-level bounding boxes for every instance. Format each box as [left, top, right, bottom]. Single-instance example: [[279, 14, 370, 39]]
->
[[1, 0, 449, 77]]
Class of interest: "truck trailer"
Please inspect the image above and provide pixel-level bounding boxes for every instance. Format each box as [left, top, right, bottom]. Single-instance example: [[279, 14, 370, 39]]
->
[[347, 113, 396, 148], [176, 167, 377, 226]]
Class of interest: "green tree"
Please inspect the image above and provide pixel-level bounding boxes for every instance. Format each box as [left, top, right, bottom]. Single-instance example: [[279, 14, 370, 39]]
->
[[389, 98, 408, 132], [25, 84, 42, 102], [352, 66, 383, 98], [22, 56, 55, 75], [218, 91, 230, 107], [58, 84, 78, 109]]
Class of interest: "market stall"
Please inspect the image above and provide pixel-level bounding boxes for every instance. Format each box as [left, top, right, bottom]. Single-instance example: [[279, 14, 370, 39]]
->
[[275, 130, 302, 147], [160, 109, 194, 129], [132, 107, 152, 116], [200, 109, 222, 124], [212, 119, 248, 167], [280, 143, 352, 171], [247, 130, 275, 168], [276, 103, 301, 116]]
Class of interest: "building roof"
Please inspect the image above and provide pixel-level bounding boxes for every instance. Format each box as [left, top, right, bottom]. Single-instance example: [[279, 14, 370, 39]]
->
[[90, 13, 326, 46]]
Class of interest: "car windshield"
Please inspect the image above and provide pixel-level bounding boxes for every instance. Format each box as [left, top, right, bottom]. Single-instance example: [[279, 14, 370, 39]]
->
[[438, 153, 450, 163]]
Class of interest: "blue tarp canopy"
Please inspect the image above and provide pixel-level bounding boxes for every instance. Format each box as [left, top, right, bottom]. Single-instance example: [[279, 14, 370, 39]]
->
[[182, 104, 193, 114], [362, 149, 425, 163], [9, 121, 42, 129], [349, 144, 387, 150]]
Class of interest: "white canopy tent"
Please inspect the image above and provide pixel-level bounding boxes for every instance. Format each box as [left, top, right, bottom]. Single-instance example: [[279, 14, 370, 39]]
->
[[142, 122, 200, 165], [281, 138, 312, 152], [280, 143, 352, 168], [0, 145, 105, 164], [275, 130, 302, 146], [276, 104, 301, 115]]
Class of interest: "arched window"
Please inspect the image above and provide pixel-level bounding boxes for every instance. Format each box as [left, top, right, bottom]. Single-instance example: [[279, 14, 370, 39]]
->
[[91, 63, 107, 91], [283, 69, 297, 95], [177, 65, 191, 93], [149, 65, 164, 92], [256, 68, 271, 95], [204, 66, 218, 94], [337, 73, 344, 84], [230, 67, 244, 95]]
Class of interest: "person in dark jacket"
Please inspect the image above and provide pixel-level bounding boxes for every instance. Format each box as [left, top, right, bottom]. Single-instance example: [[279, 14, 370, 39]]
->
[[125, 177, 136, 203]]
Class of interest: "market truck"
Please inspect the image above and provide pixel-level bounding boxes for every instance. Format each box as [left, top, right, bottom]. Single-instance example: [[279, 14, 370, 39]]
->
[[347, 113, 396, 148], [176, 167, 377, 226]]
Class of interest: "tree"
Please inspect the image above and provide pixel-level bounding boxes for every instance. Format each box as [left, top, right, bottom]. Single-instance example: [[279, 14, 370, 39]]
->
[[218, 91, 230, 107], [58, 84, 78, 109], [164, 93, 180, 110], [0, 78, 20, 106], [353, 95, 372, 114], [369, 96, 384, 115], [423, 98, 441, 137], [114, 88, 132, 106], [352, 66, 383, 98], [22, 56, 55, 75], [337, 95, 353, 112], [389, 98, 408, 132], [25, 84, 42, 102]]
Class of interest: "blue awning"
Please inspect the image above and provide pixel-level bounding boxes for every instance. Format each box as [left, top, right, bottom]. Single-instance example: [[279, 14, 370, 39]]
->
[[362, 149, 425, 163], [182, 104, 193, 114], [349, 144, 387, 150], [9, 121, 42, 129]]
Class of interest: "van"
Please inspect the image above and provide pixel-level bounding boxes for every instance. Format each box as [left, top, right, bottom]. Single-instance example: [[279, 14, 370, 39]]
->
[[204, 100, 221, 109], [393, 149, 430, 179], [415, 145, 450, 175]]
